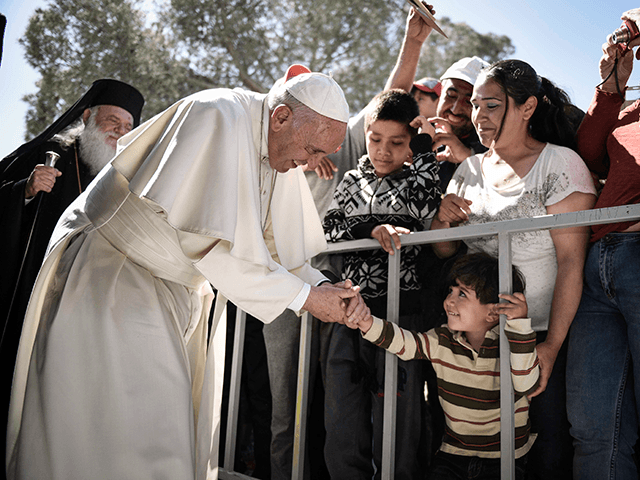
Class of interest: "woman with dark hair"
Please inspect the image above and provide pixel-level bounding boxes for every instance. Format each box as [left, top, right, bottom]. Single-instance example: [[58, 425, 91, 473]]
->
[[430, 59, 597, 479]]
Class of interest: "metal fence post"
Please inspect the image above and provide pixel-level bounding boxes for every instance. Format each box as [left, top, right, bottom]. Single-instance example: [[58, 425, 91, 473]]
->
[[224, 307, 247, 470], [498, 232, 515, 480], [381, 247, 402, 479], [292, 312, 313, 480]]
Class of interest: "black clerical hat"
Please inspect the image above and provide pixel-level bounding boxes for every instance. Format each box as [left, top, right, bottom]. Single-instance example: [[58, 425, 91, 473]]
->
[[83, 79, 144, 127]]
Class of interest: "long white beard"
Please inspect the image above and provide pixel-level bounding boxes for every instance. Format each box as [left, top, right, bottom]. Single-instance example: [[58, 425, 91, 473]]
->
[[78, 117, 118, 176]]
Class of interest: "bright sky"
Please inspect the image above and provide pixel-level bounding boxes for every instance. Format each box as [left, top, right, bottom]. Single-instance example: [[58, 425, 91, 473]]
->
[[1, 0, 639, 160]]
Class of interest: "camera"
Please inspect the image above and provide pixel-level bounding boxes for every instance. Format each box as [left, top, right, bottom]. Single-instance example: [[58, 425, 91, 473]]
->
[[612, 19, 640, 45]]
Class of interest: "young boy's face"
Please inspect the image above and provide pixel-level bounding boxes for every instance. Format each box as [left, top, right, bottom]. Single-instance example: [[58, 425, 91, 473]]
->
[[443, 279, 496, 335], [365, 119, 412, 178]]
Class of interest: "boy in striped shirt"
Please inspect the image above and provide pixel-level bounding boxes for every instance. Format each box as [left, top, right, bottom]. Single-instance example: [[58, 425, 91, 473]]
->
[[349, 252, 540, 480]]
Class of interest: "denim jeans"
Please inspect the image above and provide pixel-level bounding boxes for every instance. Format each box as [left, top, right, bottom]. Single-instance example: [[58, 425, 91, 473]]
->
[[567, 233, 640, 480]]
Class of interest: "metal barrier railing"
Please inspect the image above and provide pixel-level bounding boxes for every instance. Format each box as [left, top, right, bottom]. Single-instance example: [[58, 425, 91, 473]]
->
[[220, 203, 640, 480]]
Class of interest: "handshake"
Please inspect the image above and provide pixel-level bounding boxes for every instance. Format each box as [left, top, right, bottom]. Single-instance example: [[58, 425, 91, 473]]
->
[[303, 279, 373, 332]]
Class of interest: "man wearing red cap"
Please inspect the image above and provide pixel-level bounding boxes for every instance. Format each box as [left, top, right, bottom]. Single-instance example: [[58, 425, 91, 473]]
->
[[6, 68, 365, 480], [0, 78, 144, 480]]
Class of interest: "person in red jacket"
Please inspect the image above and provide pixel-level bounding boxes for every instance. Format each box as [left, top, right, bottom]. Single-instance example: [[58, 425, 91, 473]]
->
[[566, 8, 640, 480]]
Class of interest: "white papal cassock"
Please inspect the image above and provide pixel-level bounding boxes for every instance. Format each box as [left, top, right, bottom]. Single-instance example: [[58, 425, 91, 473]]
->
[[6, 88, 328, 479]]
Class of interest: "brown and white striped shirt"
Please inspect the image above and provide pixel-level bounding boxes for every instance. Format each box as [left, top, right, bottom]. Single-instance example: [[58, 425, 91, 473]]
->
[[363, 316, 540, 459]]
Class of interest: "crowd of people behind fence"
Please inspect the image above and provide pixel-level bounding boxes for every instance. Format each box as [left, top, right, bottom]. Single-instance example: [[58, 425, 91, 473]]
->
[[0, 3, 639, 480]]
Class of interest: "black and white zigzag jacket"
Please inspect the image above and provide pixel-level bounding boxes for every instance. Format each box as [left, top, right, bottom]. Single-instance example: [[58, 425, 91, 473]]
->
[[323, 143, 441, 300]]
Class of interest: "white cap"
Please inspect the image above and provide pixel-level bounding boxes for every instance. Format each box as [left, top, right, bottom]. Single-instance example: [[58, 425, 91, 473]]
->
[[284, 71, 350, 123], [440, 56, 490, 86]]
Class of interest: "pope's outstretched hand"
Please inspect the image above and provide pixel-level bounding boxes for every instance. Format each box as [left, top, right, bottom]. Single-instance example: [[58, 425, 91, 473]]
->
[[303, 279, 361, 324]]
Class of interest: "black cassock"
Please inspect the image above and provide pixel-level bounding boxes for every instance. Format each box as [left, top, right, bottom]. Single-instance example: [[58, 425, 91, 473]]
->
[[0, 139, 94, 479]]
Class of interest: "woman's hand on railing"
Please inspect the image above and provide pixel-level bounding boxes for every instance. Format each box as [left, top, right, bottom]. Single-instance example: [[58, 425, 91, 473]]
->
[[437, 193, 472, 224], [371, 224, 410, 255]]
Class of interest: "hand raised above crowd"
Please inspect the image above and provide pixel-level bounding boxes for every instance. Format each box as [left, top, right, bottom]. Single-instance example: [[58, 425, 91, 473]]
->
[[600, 9, 640, 92], [621, 8, 640, 53], [405, 2, 436, 44]]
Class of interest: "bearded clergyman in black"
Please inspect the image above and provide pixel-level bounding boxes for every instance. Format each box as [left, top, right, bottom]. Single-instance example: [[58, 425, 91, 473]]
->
[[0, 79, 144, 479]]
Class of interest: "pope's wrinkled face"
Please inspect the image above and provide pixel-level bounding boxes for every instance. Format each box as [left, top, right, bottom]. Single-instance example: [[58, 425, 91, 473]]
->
[[268, 105, 346, 173], [83, 105, 134, 151]]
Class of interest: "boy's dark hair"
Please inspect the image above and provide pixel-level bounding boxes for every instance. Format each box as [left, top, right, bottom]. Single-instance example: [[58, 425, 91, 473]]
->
[[444, 252, 526, 305], [364, 89, 420, 137]]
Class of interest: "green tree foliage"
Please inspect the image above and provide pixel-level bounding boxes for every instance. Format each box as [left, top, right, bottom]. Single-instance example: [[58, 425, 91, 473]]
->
[[416, 16, 515, 79], [163, 0, 406, 111], [20, 0, 514, 138], [20, 0, 196, 138]]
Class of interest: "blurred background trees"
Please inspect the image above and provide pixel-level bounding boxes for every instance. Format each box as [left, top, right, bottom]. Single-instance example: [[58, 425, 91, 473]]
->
[[19, 0, 514, 138]]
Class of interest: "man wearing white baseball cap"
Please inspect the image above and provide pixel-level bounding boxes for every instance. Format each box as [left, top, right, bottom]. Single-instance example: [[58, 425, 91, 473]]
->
[[6, 66, 367, 480], [386, 4, 489, 189], [433, 55, 489, 187]]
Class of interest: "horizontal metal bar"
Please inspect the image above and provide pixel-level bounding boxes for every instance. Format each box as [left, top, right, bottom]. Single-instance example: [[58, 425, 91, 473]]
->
[[325, 204, 640, 253]]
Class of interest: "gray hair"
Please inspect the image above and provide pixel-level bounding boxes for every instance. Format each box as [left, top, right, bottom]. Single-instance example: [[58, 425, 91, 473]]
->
[[51, 106, 101, 148], [267, 86, 320, 128]]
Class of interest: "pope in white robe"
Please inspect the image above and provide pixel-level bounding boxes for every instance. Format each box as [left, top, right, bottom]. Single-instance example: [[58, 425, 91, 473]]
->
[[6, 68, 360, 479]]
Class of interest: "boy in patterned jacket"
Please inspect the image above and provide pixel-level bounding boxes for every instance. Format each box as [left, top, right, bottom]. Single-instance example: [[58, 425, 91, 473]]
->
[[352, 252, 540, 480], [322, 89, 441, 479]]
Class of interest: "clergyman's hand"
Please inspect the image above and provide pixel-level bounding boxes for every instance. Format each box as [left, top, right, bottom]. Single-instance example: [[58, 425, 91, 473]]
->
[[303, 280, 360, 324], [25, 165, 61, 199]]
